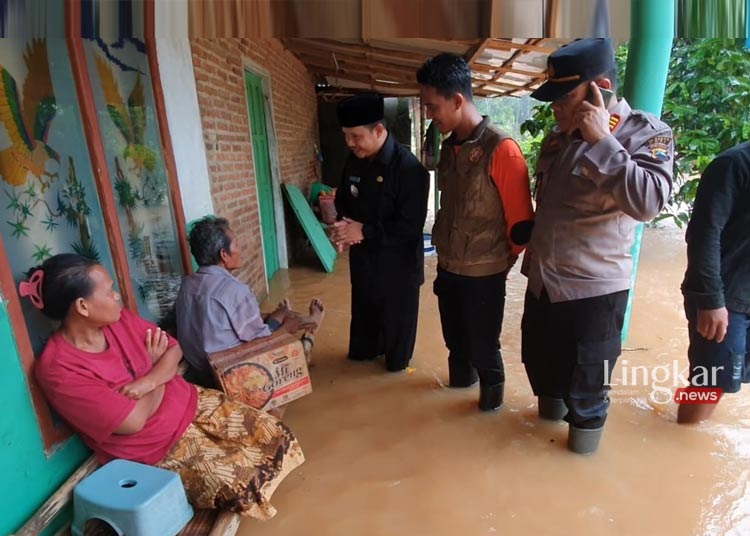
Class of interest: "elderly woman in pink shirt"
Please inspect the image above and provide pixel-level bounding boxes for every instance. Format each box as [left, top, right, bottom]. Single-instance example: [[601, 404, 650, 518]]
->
[[21, 253, 303, 520]]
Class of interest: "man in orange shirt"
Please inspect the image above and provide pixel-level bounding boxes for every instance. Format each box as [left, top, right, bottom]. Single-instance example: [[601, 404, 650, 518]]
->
[[418, 53, 534, 411]]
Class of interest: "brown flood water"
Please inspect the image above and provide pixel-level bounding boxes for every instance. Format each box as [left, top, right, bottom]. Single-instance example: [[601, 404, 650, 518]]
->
[[240, 226, 750, 536]]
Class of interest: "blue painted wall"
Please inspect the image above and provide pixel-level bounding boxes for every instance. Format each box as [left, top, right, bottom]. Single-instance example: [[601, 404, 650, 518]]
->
[[0, 295, 90, 534]]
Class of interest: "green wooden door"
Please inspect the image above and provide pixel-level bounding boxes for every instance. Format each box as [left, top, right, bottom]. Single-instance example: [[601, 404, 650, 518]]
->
[[244, 71, 279, 279]]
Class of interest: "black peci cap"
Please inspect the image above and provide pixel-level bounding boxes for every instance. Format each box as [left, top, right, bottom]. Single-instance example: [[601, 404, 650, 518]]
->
[[530, 38, 615, 102], [336, 93, 384, 127]]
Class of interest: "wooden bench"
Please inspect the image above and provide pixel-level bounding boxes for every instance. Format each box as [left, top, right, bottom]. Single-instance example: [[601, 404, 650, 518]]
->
[[12, 361, 241, 536]]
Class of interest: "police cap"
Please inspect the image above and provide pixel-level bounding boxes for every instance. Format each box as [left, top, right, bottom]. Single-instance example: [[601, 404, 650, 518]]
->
[[530, 38, 615, 102]]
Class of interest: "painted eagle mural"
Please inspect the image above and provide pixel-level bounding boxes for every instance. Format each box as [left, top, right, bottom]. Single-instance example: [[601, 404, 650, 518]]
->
[[93, 53, 156, 174], [0, 39, 60, 189]]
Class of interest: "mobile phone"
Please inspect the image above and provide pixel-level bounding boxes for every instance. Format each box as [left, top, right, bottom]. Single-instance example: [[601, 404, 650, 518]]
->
[[588, 86, 615, 106]]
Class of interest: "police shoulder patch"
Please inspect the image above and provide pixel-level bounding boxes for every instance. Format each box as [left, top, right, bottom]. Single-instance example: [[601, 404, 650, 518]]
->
[[645, 136, 671, 162]]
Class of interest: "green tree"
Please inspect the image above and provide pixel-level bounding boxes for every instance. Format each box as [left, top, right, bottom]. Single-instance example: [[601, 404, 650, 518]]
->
[[658, 38, 750, 226], [476, 95, 536, 139]]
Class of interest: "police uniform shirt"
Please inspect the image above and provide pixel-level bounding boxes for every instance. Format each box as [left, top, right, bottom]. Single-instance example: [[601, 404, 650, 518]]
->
[[525, 98, 674, 303]]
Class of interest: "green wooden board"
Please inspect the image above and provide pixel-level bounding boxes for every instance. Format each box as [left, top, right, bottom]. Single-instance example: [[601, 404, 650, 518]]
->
[[283, 184, 337, 273]]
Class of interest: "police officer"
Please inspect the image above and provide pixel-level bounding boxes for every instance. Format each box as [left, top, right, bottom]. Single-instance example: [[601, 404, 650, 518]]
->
[[522, 38, 674, 453], [332, 93, 429, 372]]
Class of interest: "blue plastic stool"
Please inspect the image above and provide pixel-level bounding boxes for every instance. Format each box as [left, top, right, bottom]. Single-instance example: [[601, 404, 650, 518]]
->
[[72, 459, 194, 536]]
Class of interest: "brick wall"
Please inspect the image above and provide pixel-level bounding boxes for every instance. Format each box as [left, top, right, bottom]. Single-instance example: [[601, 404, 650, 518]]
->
[[189, 38, 320, 297]]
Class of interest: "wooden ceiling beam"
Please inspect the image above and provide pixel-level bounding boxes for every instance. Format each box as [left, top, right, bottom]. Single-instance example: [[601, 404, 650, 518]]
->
[[306, 63, 417, 85], [288, 43, 426, 69], [485, 39, 556, 54], [486, 38, 547, 83], [477, 79, 532, 91], [292, 38, 431, 64], [465, 38, 491, 64], [318, 69, 420, 90], [293, 51, 419, 79], [472, 62, 544, 79]]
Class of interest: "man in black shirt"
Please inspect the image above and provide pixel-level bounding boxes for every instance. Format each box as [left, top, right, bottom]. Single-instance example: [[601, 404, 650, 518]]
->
[[679, 141, 750, 423], [332, 93, 430, 372]]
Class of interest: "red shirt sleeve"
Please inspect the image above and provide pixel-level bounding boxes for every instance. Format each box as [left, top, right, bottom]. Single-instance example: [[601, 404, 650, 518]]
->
[[35, 336, 138, 444], [490, 139, 534, 257]]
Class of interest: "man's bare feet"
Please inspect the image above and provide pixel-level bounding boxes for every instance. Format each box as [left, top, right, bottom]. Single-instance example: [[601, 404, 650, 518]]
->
[[268, 298, 292, 324], [307, 298, 325, 334], [279, 298, 325, 334]]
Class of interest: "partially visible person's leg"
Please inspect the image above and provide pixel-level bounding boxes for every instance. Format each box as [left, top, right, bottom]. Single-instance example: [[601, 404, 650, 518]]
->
[[522, 289, 572, 420], [265, 298, 292, 325], [678, 304, 750, 424], [348, 280, 382, 361], [458, 271, 507, 411], [435, 267, 477, 387], [678, 300, 720, 424], [299, 298, 325, 365], [347, 248, 382, 361], [382, 284, 420, 372], [565, 291, 628, 454], [276, 298, 291, 315]]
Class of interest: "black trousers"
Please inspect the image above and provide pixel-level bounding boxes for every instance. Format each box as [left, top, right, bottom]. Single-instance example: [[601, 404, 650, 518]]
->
[[349, 276, 420, 371], [521, 288, 628, 429], [434, 267, 507, 386]]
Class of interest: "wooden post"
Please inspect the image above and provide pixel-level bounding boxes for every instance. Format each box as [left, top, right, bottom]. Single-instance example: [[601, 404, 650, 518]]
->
[[66, 0, 138, 309]]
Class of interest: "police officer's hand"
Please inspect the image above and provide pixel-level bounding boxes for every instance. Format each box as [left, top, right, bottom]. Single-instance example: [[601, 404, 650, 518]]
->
[[331, 218, 364, 251], [570, 82, 611, 145], [697, 307, 729, 343]]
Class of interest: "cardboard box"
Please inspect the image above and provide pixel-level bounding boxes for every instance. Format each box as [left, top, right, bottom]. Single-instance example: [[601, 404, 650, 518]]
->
[[208, 333, 312, 411]]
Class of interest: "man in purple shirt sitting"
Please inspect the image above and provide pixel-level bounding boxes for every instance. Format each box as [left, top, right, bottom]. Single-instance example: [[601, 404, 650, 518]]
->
[[176, 216, 324, 388]]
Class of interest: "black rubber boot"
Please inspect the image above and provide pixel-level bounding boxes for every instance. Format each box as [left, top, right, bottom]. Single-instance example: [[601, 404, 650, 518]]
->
[[386, 359, 408, 372], [538, 396, 568, 421], [567, 425, 604, 454], [448, 356, 479, 387], [478, 382, 504, 411]]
